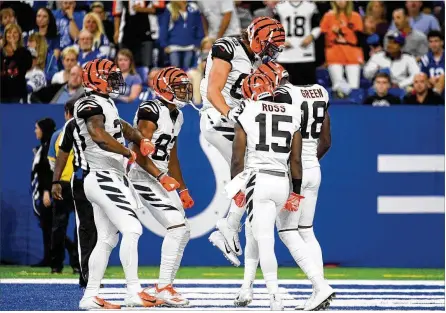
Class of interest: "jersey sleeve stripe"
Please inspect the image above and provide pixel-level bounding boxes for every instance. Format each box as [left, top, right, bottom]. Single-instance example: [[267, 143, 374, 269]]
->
[[77, 100, 100, 112]]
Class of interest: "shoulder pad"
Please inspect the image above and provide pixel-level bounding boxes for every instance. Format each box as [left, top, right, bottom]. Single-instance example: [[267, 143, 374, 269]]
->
[[212, 38, 236, 62], [76, 97, 103, 119]]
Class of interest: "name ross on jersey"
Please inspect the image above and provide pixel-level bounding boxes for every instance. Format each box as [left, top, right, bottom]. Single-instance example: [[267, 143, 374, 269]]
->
[[261, 103, 286, 113]]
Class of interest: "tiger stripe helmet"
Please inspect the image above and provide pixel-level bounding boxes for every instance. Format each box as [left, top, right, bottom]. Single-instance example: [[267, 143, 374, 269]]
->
[[241, 73, 274, 101], [247, 16, 285, 62], [255, 61, 289, 88], [82, 59, 126, 95], [153, 66, 192, 108]]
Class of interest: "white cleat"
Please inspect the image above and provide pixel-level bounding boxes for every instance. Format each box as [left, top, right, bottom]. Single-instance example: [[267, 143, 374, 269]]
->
[[234, 287, 253, 307], [296, 289, 315, 310], [146, 284, 189, 307], [216, 218, 242, 256], [79, 296, 121, 310], [304, 285, 335, 311], [270, 294, 284, 311], [124, 290, 164, 308], [209, 231, 241, 267]]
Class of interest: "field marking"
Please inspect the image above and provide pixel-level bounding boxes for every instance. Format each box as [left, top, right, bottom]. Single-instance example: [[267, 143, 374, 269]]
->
[[1, 278, 444, 285], [377, 155, 445, 172], [377, 196, 445, 214]]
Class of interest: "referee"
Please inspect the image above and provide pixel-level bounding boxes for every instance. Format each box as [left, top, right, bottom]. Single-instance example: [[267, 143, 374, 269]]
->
[[48, 102, 80, 274], [51, 98, 97, 288]]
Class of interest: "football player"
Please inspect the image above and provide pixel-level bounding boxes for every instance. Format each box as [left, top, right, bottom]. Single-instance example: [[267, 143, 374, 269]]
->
[[128, 67, 194, 307], [235, 65, 335, 311], [228, 73, 305, 310], [74, 59, 163, 310], [202, 16, 286, 266]]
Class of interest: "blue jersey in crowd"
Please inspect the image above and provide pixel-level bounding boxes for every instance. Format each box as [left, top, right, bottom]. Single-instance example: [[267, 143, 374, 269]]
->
[[420, 51, 445, 78], [53, 9, 85, 49]]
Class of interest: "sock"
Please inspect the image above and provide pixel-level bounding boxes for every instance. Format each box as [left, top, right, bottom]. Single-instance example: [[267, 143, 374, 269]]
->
[[280, 230, 324, 289], [158, 226, 187, 288], [242, 224, 259, 289], [226, 201, 244, 230], [83, 240, 113, 298], [170, 228, 190, 284], [299, 228, 324, 276], [120, 232, 141, 295], [257, 237, 278, 295]]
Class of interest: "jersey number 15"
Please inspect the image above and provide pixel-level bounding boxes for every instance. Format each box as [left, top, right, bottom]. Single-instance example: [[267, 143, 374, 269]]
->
[[255, 113, 292, 154]]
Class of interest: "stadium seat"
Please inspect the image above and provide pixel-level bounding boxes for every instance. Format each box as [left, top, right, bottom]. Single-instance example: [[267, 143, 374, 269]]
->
[[326, 88, 365, 104], [136, 66, 149, 86], [367, 87, 406, 99], [316, 68, 331, 87]]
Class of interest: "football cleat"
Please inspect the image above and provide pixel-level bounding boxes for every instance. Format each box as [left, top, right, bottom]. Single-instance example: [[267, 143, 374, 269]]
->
[[209, 231, 241, 267], [270, 294, 284, 311], [216, 218, 242, 256], [295, 290, 314, 310], [303, 285, 335, 311], [146, 284, 189, 307], [234, 287, 253, 307], [79, 296, 121, 310], [125, 290, 164, 308]]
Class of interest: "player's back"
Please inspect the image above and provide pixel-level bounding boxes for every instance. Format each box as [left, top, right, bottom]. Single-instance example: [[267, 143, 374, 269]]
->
[[131, 99, 184, 178], [200, 36, 257, 110], [237, 99, 301, 172], [74, 93, 126, 174], [275, 83, 329, 168]]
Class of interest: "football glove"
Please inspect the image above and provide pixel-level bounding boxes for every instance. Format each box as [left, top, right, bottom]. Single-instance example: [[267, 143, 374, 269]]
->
[[179, 189, 194, 209], [140, 138, 155, 156], [233, 191, 246, 208], [284, 193, 305, 212], [226, 106, 243, 123], [127, 149, 137, 165], [158, 173, 180, 191]]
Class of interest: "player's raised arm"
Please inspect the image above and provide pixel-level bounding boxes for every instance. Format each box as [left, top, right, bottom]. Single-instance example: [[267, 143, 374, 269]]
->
[[120, 118, 155, 156], [317, 111, 331, 160], [207, 57, 232, 117]]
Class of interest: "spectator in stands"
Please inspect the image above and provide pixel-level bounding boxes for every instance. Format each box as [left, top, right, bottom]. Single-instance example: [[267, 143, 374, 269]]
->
[[31, 65, 84, 104], [32, 8, 61, 59], [52, 46, 79, 84], [362, 15, 377, 61], [0, 8, 16, 39], [113, 0, 157, 68], [90, 2, 114, 44], [27, 32, 58, 83], [363, 72, 401, 106], [403, 72, 444, 105], [82, 12, 110, 58], [25, 48, 47, 103], [365, 1, 389, 38], [198, 0, 240, 39], [1, 23, 32, 103], [77, 30, 103, 66], [253, 1, 279, 18], [388, 1, 441, 35], [158, 1, 204, 70], [366, 33, 383, 58], [420, 30, 445, 95], [320, 0, 364, 91], [235, 1, 253, 30], [31, 117, 56, 268], [139, 67, 161, 101], [115, 48, 142, 103], [53, 1, 84, 50], [364, 32, 420, 90], [385, 7, 428, 58]]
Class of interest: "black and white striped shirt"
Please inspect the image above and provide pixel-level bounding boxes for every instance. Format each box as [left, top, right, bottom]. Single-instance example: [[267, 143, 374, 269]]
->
[[59, 118, 89, 172]]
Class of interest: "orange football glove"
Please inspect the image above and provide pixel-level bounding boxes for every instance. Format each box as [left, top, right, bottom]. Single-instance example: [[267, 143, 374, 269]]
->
[[179, 189, 194, 209], [158, 173, 180, 191], [284, 193, 305, 212], [127, 149, 137, 165], [233, 191, 245, 208], [140, 138, 155, 156]]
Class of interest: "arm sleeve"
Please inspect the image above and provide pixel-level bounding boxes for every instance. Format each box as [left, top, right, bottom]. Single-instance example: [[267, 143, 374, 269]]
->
[[211, 38, 235, 63], [158, 9, 170, 48], [420, 55, 430, 74], [76, 98, 103, 119], [48, 132, 59, 160], [398, 56, 421, 88], [137, 101, 160, 127], [417, 35, 429, 57], [59, 120, 75, 153], [363, 55, 380, 80], [430, 15, 441, 31]]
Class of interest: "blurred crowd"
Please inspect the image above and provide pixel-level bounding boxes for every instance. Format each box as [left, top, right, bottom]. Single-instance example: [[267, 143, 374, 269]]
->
[[0, 0, 444, 106]]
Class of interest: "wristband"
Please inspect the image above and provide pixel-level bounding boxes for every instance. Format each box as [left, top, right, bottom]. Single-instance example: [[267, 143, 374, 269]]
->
[[179, 188, 188, 194], [156, 172, 166, 181], [291, 178, 302, 194], [52, 181, 62, 185]]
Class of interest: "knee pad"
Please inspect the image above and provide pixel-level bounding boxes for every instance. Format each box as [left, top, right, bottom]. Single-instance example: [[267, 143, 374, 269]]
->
[[103, 232, 119, 249]]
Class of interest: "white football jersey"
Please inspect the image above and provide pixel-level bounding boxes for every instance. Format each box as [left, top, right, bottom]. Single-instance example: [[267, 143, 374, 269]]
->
[[237, 99, 301, 172], [74, 93, 126, 174], [200, 37, 258, 110], [275, 83, 329, 168], [276, 0, 320, 63], [131, 99, 184, 176]]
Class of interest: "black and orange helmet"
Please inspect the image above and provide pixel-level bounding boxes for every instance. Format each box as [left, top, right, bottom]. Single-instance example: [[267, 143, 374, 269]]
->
[[247, 17, 285, 62], [255, 61, 289, 88], [82, 59, 126, 95], [241, 73, 274, 101], [152, 66, 192, 108]]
